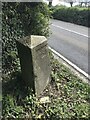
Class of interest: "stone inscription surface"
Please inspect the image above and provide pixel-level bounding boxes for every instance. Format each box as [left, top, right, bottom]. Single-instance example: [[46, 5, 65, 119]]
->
[[34, 44, 50, 95], [16, 35, 50, 96]]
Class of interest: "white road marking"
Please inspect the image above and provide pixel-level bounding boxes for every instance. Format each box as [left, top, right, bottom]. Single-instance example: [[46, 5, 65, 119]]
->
[[49, 46, 90, 80], [52, 24, 88, 38]]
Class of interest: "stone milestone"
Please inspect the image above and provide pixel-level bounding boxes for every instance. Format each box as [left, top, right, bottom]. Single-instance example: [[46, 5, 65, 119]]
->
[[16, 35, 50, 96]]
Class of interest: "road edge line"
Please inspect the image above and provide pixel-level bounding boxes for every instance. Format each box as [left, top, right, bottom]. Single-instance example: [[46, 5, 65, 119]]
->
[[52, 24, 88, 38], [49, 46, 90, 82]]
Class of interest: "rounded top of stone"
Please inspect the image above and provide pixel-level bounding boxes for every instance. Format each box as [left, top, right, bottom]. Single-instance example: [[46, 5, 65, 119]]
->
[[17, 35, 47, 48]]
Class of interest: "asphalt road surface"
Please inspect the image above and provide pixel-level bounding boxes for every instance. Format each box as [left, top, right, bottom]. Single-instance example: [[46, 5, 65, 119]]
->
[[48, 19, 89, 74]]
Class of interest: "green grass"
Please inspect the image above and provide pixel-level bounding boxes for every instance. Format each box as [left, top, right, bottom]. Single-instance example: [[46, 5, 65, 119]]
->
[[2, 52, 90, 119]]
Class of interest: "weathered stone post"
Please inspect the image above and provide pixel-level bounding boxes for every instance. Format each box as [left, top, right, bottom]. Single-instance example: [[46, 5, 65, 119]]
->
[[16, 35, 50, 95]]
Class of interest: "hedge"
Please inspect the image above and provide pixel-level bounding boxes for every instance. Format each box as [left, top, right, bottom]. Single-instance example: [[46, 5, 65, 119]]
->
[[2, 2, 50, 75], [51, 6, 90, 27]]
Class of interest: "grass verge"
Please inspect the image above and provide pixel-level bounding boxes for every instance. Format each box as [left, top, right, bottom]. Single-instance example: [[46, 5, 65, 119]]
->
[[2, 52, 90, 119]]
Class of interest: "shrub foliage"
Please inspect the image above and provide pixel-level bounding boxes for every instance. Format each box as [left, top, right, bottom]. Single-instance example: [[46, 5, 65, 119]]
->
[[2, 2, 50, 75], [51, 6, 90, 27]]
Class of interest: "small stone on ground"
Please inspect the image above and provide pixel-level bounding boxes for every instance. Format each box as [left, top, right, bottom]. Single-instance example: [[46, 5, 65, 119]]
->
[[40, 96, 51, 104]]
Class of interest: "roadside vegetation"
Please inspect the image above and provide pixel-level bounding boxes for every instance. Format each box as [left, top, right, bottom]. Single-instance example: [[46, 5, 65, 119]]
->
[[2, 2, 90, 119], [2, 2, 50, 119], [2, 52, 90, 119], [2, 2, 50, 76], [51, 5, 90, 27]]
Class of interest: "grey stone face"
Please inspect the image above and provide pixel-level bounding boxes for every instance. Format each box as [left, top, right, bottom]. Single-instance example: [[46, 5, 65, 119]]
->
[[16, 35, 50, 96]]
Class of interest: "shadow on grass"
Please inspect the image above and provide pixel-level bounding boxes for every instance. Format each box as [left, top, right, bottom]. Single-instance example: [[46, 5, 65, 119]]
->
[[2, 71, 33, 106], [2, 71, 35, 118]]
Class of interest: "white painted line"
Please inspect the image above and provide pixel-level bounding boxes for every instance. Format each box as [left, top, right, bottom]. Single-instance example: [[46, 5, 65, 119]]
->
[[52, 24, 88, 38], [49, 46, 90, 79]]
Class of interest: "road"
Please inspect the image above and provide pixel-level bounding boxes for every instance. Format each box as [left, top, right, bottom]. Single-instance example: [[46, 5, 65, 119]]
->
[[48, 19, 89, 75]]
